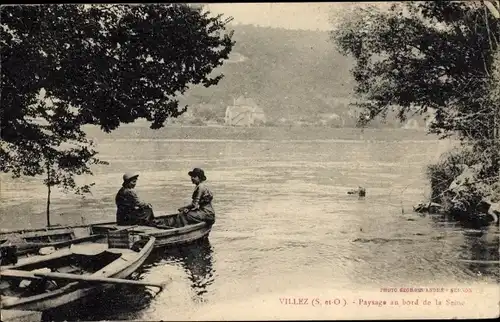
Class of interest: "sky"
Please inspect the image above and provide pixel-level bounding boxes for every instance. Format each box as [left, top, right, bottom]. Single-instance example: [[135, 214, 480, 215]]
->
[[205, 2, 392, 31]]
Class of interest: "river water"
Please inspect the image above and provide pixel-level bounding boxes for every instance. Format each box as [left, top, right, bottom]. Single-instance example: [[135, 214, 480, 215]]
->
[[0, 126, 498, 320]]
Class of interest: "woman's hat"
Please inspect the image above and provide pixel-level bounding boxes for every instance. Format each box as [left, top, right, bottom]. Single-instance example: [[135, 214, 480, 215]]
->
[[123, 172, 139, 182], [188, 168, 206, 181]]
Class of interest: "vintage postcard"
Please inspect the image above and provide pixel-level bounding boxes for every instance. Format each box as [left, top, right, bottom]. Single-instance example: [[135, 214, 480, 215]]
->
[[0, 2, 499, 321]]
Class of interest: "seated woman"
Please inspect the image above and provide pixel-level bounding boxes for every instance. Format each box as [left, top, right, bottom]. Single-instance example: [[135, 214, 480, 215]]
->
[[115, 172, 155, 226], [168, 168, 215, 228]]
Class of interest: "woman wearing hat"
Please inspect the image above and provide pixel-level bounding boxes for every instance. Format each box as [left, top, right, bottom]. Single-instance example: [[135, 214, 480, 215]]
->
[[115, 172, 155, 225], [170, 168, 215, 228]]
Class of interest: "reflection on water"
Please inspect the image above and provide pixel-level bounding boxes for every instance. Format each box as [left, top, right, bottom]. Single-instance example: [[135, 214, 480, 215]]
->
[[427, 213, 499, 280], [462, 230, 500, 278], [42, 281, 155, 321], [146, 239, 215, 303]]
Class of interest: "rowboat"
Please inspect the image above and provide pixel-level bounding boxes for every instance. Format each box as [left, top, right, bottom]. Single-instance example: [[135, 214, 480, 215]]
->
[[92, 213, 213, 248], [0, 213, 213, 256], [0, 232, 156, 312]]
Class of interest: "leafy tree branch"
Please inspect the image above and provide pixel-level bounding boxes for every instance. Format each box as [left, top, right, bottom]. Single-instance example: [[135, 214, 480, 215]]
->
[[1, 4, 234, 225]]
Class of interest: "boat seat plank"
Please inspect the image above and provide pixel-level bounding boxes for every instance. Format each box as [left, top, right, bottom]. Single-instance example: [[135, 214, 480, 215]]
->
[[69, 243, 108, 256], [107, 248, 135, 255]]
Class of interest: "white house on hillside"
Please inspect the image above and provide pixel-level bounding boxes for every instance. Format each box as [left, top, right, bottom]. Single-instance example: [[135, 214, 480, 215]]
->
[[224, 96, 266, 126]]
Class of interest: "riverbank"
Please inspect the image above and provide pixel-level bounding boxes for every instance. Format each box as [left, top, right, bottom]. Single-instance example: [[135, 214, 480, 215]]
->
[[83, 125, 435, 142], [417, 144, 500, 228]]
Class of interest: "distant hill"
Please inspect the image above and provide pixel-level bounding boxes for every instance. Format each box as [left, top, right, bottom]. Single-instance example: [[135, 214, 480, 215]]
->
[[178, 25, 353, 117], [176, 24, 427, 128]]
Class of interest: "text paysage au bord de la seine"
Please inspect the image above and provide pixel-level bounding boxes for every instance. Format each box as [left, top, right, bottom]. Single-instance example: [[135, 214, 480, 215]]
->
[[278, 287, 474, 308]]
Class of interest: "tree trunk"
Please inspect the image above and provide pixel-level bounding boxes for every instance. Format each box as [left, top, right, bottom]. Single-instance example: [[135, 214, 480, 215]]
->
[[495, 109, 500, 179], [46, 184, 51, 227], [46, 164, 51, 227], [495, 96, 500, 181], [491, 50, 500, 182]]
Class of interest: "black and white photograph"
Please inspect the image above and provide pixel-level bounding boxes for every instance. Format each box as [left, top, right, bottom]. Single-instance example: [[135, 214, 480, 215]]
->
[[0, 2, 499, 321]]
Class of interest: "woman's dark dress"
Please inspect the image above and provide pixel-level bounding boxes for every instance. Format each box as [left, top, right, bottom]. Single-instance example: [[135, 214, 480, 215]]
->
[[168, 182, 215, 228]]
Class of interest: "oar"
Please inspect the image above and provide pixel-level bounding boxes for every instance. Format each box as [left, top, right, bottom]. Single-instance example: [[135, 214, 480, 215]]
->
[[112, 225, 138, 232], [32, 271, 166, 291]]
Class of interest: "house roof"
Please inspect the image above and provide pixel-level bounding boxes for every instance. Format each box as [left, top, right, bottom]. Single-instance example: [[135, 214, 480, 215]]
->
[[234, 96, 258, 107]]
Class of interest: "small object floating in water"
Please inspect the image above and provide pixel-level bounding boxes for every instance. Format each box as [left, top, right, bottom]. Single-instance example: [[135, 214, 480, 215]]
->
[[347, 186, 366, 197]]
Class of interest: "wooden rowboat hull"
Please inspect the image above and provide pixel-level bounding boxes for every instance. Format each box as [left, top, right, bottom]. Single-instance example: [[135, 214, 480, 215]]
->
[[1, 237, 155, 312], [94, 213, 213, 248], [152, 223, 212, 247], [91, 218, 212, 248], [1, 214, 212, 255]]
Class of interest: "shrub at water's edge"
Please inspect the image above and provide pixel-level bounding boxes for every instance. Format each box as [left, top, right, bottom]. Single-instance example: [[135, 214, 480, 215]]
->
[[427, 147, 479, 205], [425, 145, 500, 226]]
